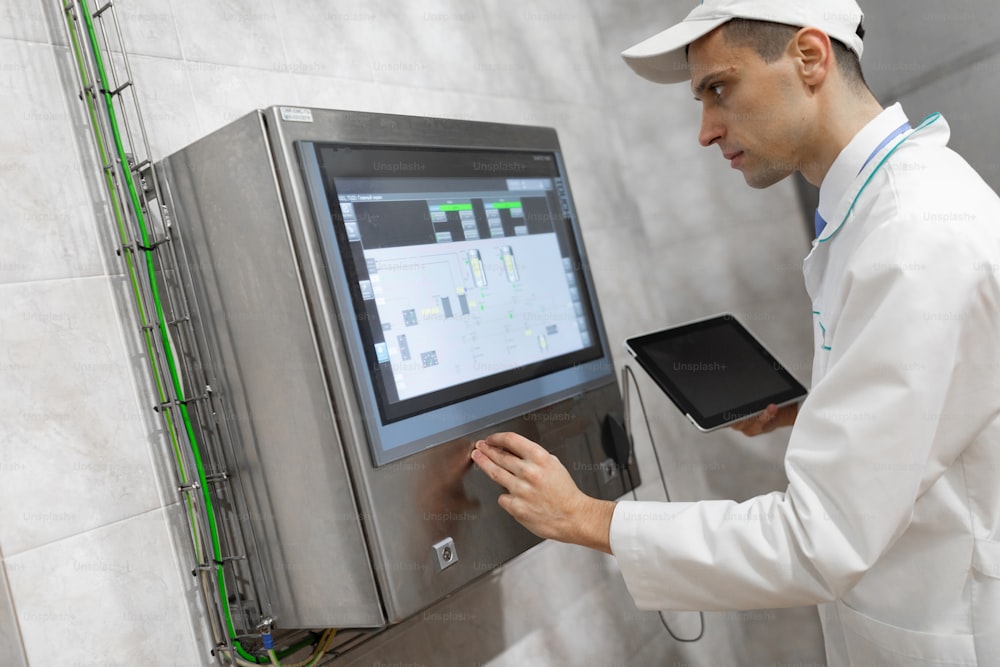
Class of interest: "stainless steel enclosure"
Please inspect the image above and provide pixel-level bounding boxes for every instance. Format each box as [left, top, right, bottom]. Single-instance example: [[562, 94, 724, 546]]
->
[[157, 107, 637, 629]]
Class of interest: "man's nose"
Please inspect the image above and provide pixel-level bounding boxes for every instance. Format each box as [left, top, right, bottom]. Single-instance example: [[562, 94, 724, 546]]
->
[[699, 110, 724, 148]]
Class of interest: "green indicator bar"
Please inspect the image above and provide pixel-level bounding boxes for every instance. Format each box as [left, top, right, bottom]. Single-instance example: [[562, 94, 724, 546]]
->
[[491, 201, 521, 209], [439, 203, 473, 212]]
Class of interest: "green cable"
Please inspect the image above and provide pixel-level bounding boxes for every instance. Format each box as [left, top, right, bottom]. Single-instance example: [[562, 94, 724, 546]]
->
[[61, 3, 204, 565], [75, 1, 262, 662], [71, 5, 334, 664]]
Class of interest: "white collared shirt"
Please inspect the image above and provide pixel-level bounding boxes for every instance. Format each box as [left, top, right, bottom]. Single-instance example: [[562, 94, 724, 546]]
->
[[816, 102, 909, 229], [610, 106, 1000, 666]]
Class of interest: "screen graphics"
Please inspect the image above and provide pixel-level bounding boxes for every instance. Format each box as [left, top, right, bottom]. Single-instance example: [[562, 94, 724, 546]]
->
[[299, 142, 611, 464]]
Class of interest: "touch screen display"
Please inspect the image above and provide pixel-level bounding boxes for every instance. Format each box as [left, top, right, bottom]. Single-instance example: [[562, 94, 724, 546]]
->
[[311, 145, 603, 425]]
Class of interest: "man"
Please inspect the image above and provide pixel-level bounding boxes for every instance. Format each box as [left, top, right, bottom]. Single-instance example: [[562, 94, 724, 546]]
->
[[470, 1, 1000, 665]]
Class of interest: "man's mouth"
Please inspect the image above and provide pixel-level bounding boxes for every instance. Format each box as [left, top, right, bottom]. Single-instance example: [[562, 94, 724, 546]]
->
[[724, 151, 744, 169]]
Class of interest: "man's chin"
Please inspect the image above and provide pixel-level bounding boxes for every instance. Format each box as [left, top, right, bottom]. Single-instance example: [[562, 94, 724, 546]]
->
[[742, 167, 793, 189]]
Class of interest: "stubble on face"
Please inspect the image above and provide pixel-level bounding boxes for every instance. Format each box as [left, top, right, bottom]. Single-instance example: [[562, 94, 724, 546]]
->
[[688, 29, 804, 189]]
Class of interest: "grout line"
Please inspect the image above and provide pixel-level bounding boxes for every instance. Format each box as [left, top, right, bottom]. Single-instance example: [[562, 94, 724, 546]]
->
[[2, 502, 181, 561], [0, 271, 128, 290], [0, 559, 30, 667]]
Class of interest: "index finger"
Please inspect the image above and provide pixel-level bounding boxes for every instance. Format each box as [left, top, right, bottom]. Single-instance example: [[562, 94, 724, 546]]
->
[[470, 443, 518, 491], [484, 431, 547, 461]]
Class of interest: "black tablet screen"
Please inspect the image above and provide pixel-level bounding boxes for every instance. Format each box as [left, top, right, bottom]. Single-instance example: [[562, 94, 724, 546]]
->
[[626, 316, 807, 430]]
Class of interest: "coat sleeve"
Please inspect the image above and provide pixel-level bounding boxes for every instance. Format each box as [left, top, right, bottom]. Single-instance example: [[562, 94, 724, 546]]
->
[[611, 215, 996, 611]]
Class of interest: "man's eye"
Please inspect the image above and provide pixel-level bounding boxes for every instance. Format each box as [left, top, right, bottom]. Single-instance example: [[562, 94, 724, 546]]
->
[[711, 83, 725, 98]]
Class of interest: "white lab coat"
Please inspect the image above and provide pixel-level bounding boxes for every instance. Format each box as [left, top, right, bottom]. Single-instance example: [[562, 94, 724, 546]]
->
[[610, 107, 1000, 666]]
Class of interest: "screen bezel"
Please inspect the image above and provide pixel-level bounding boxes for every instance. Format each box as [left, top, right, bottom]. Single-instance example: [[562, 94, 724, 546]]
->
[[626, 314, 807, 431], [298, 140, 615, 466]]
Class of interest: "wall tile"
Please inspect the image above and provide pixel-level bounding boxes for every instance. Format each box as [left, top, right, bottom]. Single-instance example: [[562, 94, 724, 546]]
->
[[6, 506, 204, 667], [0, 0, 50, 43], [607, 84, 810, 251], [590, 561, 678, 653], [39, 0, 186, 59], [34, 0, 67, 48], [479, 0, 607, 106], [639, 212, 811, 324], [0, 39, 106, 285], [586, 0, 688, 69], [289, 74, 386, 115], [362, 0, 496, 94], [170, 0, 284, 72], [124, 54, 202, 159], [0, 276, 162, 556], [105, 1, 184, 60], [182, 60, 301, 139], [272, 0, 380, 82], [0, 563, 28, 667], [416, 576, 514, 665], [862, 1, 1000, 102], [541, 579, 668, 666], [480, 627, 560, 667], [479, 568, 679, 665], [626, 628, 679, 667], [498, 542, 611, 636], [366, 85, 480, 125], [589, 0, 697, 108]]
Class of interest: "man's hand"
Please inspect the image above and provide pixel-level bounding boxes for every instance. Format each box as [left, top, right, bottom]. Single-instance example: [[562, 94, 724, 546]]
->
[[730, 402, 799, 437], [470, 432, 616, 554]]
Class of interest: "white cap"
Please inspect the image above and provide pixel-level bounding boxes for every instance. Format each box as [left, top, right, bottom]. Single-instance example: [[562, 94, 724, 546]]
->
[[621, 0, 865, 84]]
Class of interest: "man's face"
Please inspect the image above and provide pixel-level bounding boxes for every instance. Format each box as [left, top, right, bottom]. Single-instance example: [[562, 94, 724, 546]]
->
[[688, 27, 810, 189]]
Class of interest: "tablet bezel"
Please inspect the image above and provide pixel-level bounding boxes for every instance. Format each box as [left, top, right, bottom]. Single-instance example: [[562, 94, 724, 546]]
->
[[625, 314, 807, 432]]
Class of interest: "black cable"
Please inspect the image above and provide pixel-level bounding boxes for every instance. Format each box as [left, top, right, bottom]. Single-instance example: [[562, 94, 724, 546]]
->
[[621, 364, 705, 643]]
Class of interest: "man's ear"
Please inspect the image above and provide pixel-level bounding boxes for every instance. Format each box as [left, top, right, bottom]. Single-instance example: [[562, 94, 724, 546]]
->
[[790, 27, 834, 87]]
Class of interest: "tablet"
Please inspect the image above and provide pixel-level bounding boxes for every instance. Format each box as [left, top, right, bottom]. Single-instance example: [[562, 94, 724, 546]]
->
[[625, 314, 807, 432]]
